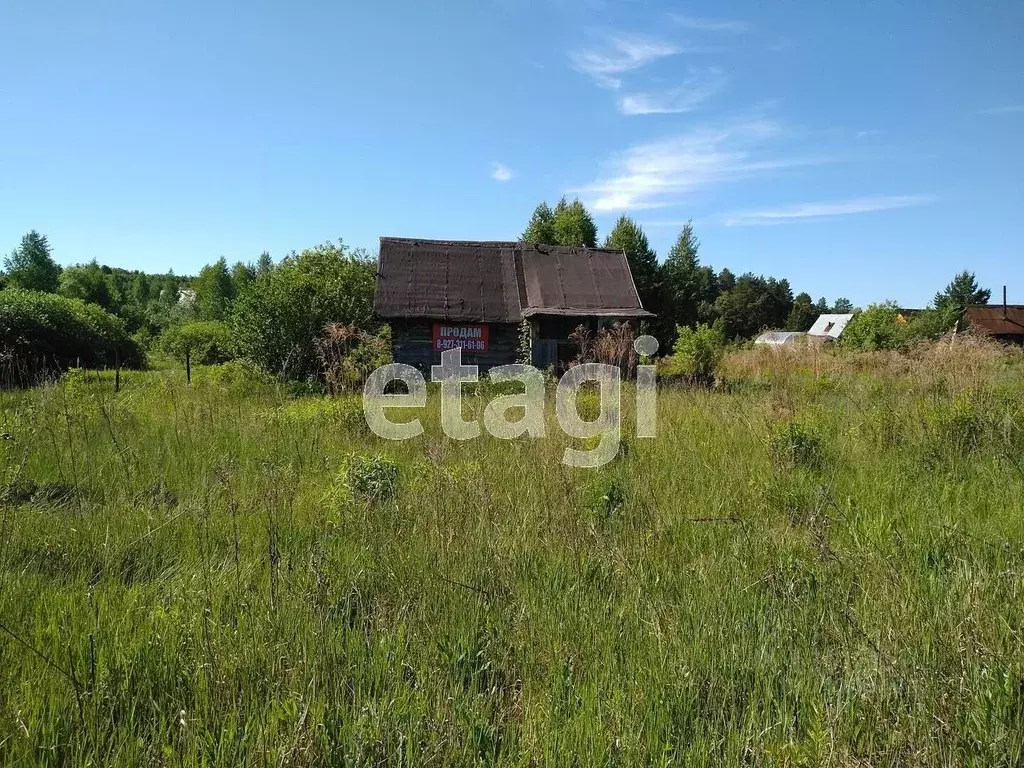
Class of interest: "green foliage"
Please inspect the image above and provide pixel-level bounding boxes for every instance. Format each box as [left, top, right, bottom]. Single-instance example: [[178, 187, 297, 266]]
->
[[159, 321, 234, 365], [925, 392, 987, 457], [521, 202, 556, 244], [712, 274, 794, 340], [832, 297, 855, 313], [4, 230, 61, 293], [785, 292, 817, 332], [905, 305, 957, 340], [551, 197, 598, 248], [343, 453, 399, 503], [660, 221, 717, 334], [769, 420, 826, 470], [933, 270, 991, 318], [58, 260, 112, 308], [255, 251, 274, 276], [192, 257, 236, 321], [841, 303, 907, 350], [0, 287, 144, 372], [663, 322, 725, 385], [231, 241, 377, 379], [604, 215, 659, 310], [523, 198, 598, 247], [230, 261, 255, 296]]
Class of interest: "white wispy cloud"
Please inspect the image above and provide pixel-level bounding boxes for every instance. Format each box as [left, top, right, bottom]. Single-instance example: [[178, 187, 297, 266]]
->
[[979, 105, 1024, 116], [569, 34, 680, 89], [619, 68, 727, 115], [490, 162, 514, 182], [722, 195, 935, 226], [572, 119, 830, 212], [671, 14, 750, 33]]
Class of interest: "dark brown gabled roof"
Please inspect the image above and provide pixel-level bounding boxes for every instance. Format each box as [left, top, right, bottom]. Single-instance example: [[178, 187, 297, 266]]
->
[[965, 304, 1024, 337], [374, 239, 521, 322], [374, 237, 653, 322]]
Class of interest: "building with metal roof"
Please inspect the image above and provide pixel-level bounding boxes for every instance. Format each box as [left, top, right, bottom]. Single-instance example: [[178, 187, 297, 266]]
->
[[964, 304, 1024, 343]]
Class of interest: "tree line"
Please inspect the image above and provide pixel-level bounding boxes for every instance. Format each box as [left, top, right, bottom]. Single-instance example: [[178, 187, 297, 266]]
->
[[0, 203, 994, 380], [522, 198, 858, 341], [521, 198, 991, 346]]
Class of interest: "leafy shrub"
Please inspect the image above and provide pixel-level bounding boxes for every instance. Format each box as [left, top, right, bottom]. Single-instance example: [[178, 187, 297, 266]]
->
[[316, 323, 393, 393], [770, 420, 826, 470], [841, 303, 907, 351], [231, 242, 377, 380], [662, 323, 725, 386], [159, 321, 233, 365], [0, 288, 144, 374], [343, 454, 399, 503]]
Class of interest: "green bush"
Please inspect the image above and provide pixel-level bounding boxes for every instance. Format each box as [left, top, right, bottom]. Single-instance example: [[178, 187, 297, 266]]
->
[[841, 303, 906, 350], [343, 454, 399, 503], [662, 323, 725, 386], [159, 321, 233, 365], [231, 242, 377, 380], [0, 288, 144, 374]]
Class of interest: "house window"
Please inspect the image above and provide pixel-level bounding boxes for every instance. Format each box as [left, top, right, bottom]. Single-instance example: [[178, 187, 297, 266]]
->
[[823, 322, 835, 333]]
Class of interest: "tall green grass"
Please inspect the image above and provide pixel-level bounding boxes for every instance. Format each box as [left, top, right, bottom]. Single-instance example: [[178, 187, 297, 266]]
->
[[1, 346, 1023, 766]]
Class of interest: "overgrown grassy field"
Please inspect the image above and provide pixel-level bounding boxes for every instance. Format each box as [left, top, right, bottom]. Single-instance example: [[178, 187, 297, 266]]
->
[[1, 345, 1023, 766]]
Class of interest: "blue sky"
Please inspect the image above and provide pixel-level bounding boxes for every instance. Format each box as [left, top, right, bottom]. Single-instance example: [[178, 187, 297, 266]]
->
[[1, 0, 1021, 307]]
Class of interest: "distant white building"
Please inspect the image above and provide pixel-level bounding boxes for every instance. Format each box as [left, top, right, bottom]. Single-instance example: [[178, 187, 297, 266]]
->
[[807, 313, 854, 340], [178, 288, 197, 306]]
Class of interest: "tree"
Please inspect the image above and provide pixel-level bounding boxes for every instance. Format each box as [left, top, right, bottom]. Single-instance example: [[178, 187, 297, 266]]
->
[[521, 203, 556, 244], [604, 215, 659, 310], [712, 274, 794, 340], [841, 302, 907, 350], [256, 251, 274, 276], [192, 257, 236, 320], [4, 230, 61, 293], [59, 260, 112, 309], [551, 197, 598, 248], [933, 271, 990, 318], [717, 268, 736, 294], [815, 297, 830, 314], [159, 320, 234, 365], [832, 297, 855, 313], [231, 241, 377, 379], [231, 261, 255, 295], [786, 292, 817, 332], [661, 222, 717, 331]]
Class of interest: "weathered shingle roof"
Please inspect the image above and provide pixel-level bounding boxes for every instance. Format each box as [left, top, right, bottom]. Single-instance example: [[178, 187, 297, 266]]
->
[[374, 239, 521, 323], [374, 237, 653, 322], [516, 243, 653, 318], [965, 304, 1024, 337]]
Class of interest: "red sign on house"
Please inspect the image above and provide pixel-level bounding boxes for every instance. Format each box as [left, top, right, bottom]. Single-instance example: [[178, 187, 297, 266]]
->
[[432, 324, 489, 352]]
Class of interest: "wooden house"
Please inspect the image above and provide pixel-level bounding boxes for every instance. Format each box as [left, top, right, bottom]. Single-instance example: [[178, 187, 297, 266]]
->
[[373, 237, 653, 371]]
